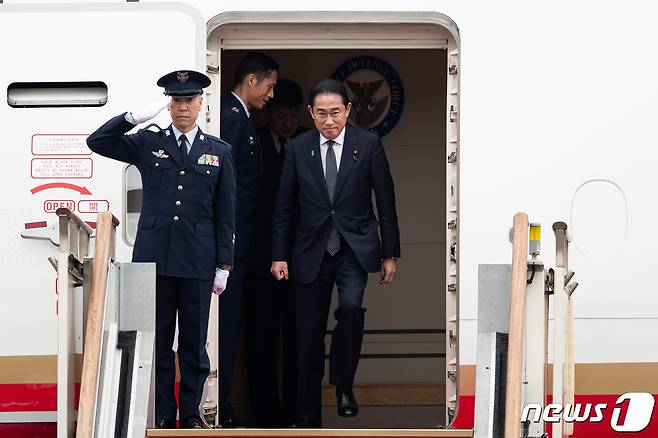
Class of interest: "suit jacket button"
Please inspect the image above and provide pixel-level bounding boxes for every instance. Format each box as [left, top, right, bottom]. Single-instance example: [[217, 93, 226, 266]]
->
[[173, 216, 179, 222], [179, 170, 185, 176], [175, 200, 181, 206], [177, 185, 183, 191]]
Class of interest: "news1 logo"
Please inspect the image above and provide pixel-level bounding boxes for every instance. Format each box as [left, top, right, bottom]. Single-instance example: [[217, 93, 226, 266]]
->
[[521, 393, 655, 432]]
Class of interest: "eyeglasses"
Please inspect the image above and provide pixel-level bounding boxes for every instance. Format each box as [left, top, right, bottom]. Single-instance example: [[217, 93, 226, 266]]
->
[[313, 109, 345, 121]]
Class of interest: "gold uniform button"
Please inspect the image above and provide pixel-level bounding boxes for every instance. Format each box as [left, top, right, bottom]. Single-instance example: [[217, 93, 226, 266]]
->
[[179, 170, 185, 176], [177, 185, 183, 191], [173, 216, 179, 222]]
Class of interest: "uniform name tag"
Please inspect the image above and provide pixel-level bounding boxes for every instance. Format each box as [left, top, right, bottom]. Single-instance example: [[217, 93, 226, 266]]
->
[[198, 154, 219, 167]]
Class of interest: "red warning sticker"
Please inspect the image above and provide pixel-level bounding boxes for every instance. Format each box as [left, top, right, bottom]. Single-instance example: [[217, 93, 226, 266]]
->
[[78, 200, 109, 213], [31, 158, 93, 179], [44, 200, 75, 213], [32, 134, 91, 156]]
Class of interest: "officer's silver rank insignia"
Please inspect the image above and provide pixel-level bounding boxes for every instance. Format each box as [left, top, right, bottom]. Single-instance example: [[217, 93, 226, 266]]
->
[[231, 107, 240, 113], [198, 154, 220, 167], [177, 71, 189, 83], [152, 149, 169, 159]]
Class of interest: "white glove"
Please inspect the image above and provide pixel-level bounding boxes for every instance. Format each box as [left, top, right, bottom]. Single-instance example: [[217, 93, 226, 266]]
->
[[127, 97, 170, 124], [212, 268, 230, 295]]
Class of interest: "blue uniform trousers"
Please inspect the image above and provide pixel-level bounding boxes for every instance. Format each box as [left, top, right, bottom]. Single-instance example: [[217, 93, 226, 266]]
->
[[218, 259, 248, 416], [155, 275, 212, 421]]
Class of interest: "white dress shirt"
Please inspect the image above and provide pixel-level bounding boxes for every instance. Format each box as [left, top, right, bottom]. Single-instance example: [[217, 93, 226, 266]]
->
[[231, 91, 251, 118], [320, 127, 346, 176], [171, 124, 198, 154], [270, 129, 285, 155]]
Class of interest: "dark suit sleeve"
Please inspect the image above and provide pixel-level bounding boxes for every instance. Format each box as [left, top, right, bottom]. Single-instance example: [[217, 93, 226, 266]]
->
[[215, 147, 237, 266], [220, 112, 245, 160], [371, 137, 401, 259], [86, 113, 142, 164], [272, 139, 298, 261]]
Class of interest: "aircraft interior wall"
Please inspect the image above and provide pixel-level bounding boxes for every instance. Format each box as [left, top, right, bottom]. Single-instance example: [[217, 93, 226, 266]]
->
[[220, 48, 448, 427]]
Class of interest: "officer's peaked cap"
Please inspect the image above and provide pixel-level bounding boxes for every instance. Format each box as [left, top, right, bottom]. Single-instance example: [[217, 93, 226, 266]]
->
[[157, 70, 211, 98]]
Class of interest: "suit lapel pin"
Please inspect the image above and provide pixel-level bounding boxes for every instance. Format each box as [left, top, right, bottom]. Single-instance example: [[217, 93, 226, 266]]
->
[[199, 134, 205, 141], [165, 130, 170, 136], [353, 148, 359, 161]]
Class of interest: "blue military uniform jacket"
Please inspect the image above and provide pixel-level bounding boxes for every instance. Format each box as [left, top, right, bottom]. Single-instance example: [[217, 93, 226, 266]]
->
[[220, 93, 261, 262], [87, 114, 236, 280]]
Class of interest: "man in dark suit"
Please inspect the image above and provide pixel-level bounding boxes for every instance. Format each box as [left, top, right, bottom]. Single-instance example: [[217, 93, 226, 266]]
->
[[218, 52, 278, 427], [245, 79, 306, 427], [271, 79, 400, 427], [87, 70, 236, 429]]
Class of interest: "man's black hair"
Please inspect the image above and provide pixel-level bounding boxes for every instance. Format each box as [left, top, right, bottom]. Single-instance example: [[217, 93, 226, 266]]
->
[[234, 52, 279, 87], [308, 78, 349, 107], [268, 78, 303, 109]]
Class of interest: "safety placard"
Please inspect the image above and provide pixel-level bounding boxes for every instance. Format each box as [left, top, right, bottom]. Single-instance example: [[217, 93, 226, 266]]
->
[[78, 200, 109, 213], [31, 158, 93, 179], [32, 134, 91, 155]]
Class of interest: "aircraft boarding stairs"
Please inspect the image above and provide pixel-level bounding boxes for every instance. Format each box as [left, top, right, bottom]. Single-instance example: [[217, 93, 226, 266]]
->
[[52, 207, 474, 438], [52, 208, 576, 438]]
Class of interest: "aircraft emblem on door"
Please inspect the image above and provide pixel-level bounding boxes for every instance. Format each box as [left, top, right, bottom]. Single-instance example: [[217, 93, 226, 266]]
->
[[332, 56, 405, 137]]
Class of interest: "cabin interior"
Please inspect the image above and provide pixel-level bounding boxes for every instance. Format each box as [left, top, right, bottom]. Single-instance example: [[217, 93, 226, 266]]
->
[[219, 46, 449, 428]]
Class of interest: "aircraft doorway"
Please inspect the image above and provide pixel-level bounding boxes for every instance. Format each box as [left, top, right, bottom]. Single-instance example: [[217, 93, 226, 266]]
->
[[215, 41, 453, 428]]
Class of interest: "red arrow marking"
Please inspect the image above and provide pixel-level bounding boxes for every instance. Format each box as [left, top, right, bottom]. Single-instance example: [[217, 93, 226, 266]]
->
[[30, 183, 92, 195]]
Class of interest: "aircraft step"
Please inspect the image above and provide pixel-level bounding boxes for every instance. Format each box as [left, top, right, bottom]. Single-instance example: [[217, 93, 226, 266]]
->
[[146, 428, 474, 437]]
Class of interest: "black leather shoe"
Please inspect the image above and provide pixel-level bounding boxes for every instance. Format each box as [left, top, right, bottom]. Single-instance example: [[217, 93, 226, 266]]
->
[[180, 416, 206, 429], [219, 414, 245, 428], [336, 389, 359, 417], [291, 418, 322, 428], [155, 419, 176, 429]]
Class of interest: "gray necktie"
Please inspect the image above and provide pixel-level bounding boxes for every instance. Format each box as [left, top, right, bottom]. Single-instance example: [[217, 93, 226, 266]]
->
[[325, 140, 340, 255], [179, 134, 188, 162]]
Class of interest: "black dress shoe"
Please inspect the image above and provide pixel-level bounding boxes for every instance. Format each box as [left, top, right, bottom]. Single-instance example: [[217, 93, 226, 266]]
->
[[219, 414, 245, 428], [291, 418, 322, 428], [336, 389, 359, 417], [155, 419, 177, 429], [219, 402, 245, 428], [180, 416, 206, 429]]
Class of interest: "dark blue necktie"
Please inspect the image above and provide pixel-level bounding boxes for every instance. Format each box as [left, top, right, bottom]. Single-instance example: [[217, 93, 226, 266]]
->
[[325, 140, 340, 255], [179, 134, 189, 162]]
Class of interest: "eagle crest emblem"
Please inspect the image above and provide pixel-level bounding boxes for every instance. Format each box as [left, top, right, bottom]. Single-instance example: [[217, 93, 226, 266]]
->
[[332, 56, 404, 138], [177, 71, 189, 83]]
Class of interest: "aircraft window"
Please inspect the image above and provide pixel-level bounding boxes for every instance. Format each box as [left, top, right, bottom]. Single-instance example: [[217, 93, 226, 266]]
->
[[7, 81, 107, 108], [123, 164, 142, 246], [570, 179, 629, 260]]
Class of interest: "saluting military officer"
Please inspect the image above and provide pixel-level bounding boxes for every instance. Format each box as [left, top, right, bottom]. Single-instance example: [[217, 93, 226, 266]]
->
[[217, 51, 278, 427], [87, 70, 236, 430]]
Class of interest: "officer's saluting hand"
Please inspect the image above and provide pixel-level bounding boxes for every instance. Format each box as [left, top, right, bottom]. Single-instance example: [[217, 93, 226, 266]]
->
[[87, 69, 236, 430]]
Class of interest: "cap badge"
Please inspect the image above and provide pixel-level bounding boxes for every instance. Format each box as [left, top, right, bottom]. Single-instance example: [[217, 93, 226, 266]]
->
[[177, 71, 189, 83]]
